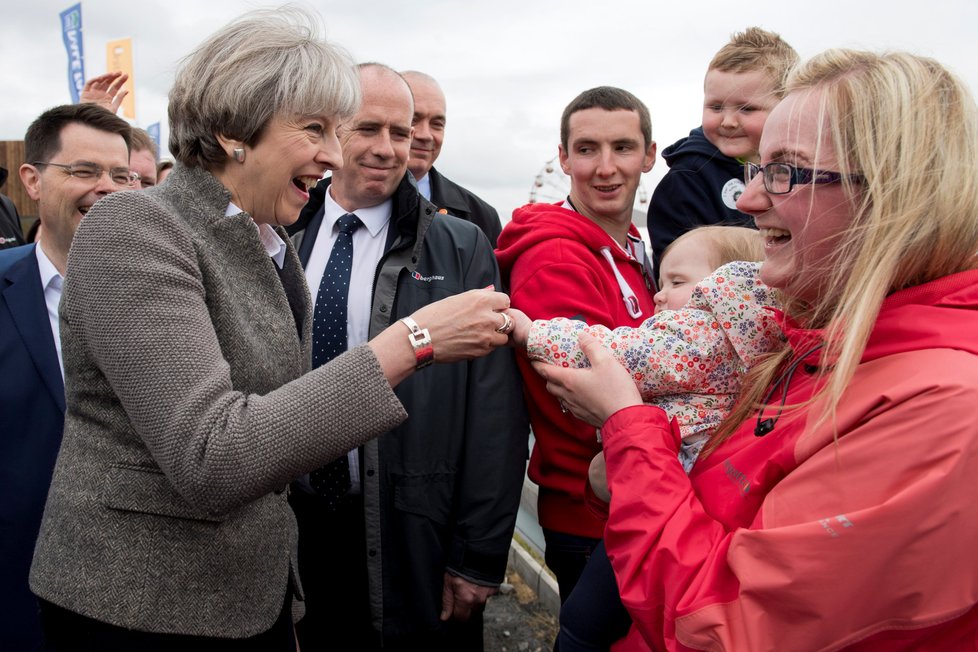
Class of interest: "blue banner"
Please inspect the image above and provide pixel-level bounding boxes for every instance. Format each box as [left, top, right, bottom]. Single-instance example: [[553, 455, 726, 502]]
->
[[146, 123, 161, 159], [60, 4, 85, 103]]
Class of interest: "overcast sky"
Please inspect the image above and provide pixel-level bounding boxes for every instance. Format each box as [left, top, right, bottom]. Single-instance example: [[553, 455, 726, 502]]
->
[[2, 0, 976, 218]]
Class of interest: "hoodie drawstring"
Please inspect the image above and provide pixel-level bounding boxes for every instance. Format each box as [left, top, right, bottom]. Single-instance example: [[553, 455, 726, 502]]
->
[[599, 246, 643, 319]]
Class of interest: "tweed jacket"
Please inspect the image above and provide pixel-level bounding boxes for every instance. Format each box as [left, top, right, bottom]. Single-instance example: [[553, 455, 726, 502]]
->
[[29, 164, 408, 638]]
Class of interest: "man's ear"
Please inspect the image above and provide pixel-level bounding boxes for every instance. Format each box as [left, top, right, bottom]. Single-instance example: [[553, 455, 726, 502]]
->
[[558, 144, 571, 175], [19, 163, 42, 201], [642, 141, 657, 174]]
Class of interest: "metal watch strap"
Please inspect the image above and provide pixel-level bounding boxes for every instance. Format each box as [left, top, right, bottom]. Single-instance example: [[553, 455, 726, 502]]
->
[[399, 317, 434, 369]]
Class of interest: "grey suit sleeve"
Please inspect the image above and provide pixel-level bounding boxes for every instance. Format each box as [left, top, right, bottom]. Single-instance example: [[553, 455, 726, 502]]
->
[[63, 193, 407, 517]]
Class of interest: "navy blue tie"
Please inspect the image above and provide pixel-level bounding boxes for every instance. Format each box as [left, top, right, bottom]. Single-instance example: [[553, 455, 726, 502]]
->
[[309, 213, 360, 504]]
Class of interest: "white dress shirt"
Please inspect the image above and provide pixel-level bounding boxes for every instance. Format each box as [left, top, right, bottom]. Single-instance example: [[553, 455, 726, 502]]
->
[[416, 172, 432, 201], [35, 241, 65, 379], [226, 202, 288, 269], [303, 189, 392, 492]]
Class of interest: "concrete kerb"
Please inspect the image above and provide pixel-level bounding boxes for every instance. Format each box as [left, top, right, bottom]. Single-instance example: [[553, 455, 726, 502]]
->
[[508, 537, 561, 618], [507, 475, 560, 618]]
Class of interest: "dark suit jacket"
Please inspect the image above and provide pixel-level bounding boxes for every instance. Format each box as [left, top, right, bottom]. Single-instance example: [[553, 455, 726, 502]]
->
[[0, 243, 64, 651], [427, 167, 502, 247]]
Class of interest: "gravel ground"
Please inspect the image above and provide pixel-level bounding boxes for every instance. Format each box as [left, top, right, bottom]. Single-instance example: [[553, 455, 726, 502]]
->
[[484, 571, 558, 652]]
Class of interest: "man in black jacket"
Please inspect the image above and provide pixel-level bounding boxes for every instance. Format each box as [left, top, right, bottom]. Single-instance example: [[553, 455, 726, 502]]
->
[[401, 70, 503, 246], [287, 63, 528, 652], [0, 167, 25, 249]]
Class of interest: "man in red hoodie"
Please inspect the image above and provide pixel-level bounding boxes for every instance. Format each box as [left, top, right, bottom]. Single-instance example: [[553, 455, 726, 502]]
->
[[495, 86, 656, 603]]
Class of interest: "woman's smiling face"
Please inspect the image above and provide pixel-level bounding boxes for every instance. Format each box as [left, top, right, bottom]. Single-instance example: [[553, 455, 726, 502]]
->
[[220, 112, 343, 226], [737, 88, 856, 304]]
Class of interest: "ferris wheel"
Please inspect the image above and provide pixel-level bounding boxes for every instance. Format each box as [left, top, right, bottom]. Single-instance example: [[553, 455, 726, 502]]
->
[[528, 156, 651, 211]]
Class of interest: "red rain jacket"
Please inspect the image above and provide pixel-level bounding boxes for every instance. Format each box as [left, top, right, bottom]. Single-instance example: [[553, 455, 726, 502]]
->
[[605, 269, 978, 650]]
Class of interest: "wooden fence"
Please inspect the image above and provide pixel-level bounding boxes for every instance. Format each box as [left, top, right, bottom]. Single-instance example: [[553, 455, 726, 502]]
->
[[0, 141, 38, 231]]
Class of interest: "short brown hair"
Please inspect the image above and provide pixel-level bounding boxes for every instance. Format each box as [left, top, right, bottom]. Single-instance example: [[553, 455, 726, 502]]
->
[[130, 127, 158, 160], [24, 103, 132, 164], [560, 86, 652, 150], [708, 27, 799, 98]]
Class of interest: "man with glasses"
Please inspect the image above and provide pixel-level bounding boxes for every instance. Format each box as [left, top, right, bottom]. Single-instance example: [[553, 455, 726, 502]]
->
[[0, 103, 131, 651]]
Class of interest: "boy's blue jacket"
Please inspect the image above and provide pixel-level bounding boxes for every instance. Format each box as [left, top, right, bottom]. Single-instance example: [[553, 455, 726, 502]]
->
[[647, 127, 754, 270]]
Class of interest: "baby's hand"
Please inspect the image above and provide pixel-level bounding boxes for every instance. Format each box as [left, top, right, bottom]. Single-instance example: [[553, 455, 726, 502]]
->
[[508, 308, 531, 349]]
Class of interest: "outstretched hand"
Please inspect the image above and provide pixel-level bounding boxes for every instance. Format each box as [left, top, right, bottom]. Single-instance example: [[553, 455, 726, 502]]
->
[[81, 72, 129, 113], [507, 308, 531, 349], [531, 331, 642, 427], [410, 287, 511, 363]]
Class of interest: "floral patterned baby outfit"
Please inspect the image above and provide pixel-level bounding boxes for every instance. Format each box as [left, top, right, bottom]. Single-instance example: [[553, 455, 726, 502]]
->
[[527, 261, 783, 470]]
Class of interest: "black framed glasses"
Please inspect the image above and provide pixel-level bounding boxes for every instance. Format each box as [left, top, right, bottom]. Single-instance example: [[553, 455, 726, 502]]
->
[[32, 161, 139, 188], [744, 161, 863, 195]]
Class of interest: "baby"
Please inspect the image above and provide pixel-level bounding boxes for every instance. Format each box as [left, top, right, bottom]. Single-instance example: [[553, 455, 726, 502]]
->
[[520, 225, 781, 650], [527, 225, 781, 475]]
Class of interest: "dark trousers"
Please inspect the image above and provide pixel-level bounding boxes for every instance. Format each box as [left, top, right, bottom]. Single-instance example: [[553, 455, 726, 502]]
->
[[554, 540, 632, 651], [290, 488, 486, 652], [542, 528, 602, 604], [290, 488, 378, 652], [38, 594, 294, 651]]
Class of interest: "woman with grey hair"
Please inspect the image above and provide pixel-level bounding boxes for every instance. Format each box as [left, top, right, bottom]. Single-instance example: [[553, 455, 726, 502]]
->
[[29, 8, 513, 650]]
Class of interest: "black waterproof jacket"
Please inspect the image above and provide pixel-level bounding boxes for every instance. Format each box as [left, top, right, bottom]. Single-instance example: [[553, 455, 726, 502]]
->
[[289, 174, 529, 641], [646, 127, 754, 270], [0, 167, 25, 250], [427, 167, 502, 247]]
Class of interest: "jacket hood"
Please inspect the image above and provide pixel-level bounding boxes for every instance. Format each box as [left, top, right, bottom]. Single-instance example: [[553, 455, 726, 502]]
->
[[778, 268, 978, 366], [495, 201, 642, 275], [661, 127, 720, 165]]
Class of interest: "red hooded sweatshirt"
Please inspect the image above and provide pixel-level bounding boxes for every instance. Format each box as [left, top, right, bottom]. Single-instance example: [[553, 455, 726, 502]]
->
[[602, 268, 978, 651], [496, 202, 655, 538]]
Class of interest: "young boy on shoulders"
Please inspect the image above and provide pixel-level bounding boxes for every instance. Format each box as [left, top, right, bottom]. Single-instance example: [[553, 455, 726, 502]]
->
[[648, 27, 798, 269]]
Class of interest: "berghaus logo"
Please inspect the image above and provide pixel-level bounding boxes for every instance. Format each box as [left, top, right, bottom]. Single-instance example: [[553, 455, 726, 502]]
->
[[412, 271, 445, 282]]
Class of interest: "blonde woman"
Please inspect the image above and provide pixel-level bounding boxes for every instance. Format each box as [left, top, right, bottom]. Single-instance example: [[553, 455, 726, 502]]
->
[[533, 50, 978, 650]]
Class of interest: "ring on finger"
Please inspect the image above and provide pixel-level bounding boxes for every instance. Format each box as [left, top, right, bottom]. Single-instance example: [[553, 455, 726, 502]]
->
[[495, 312, 514, 334]]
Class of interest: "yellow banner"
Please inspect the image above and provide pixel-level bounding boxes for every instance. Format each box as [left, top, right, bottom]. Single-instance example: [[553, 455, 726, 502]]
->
[[106, 38, 136, 120]]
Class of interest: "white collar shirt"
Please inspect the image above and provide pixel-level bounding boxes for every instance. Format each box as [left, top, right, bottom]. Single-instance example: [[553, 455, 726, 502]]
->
[[305, 189, 391, 349], [226, 202, 288, 269], [416, 172, 432, 201], [35, 241, 65, 379], [302, 189, 391, 494]]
